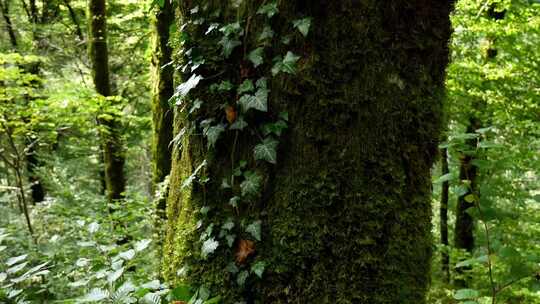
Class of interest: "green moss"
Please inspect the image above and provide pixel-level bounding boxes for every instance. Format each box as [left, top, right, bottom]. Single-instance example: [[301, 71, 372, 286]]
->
[[162, 1, 454, 303]]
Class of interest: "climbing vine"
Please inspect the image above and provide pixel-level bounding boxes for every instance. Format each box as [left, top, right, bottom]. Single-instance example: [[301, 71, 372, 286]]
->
[[166, 1, 311, 303]]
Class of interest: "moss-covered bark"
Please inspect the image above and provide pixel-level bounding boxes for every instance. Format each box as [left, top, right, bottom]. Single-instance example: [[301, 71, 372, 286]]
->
[[163, 1, 454, 303], [151, 0, 174, 187], [88, 0, 125, 204], [0, 0, 18, 48], [440, 147, 450, 283]]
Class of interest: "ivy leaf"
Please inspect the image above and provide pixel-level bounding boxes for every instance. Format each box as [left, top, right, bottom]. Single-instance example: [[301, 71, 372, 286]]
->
[[257, 2, 278, 18], [251, 261, 266, 278], [246, 220, 262, 241], [238, 80, 254, 95], [229, 196, 240, 207], [205, 124, 225, 147], [226, 262, 239, 274], [219, 22, 243, 37], [248, 47, 264, 68], [230, 117, 248, 130], [293, 18, 312, 37], [241, 171, 262, 197], [254, 137, 279, 164], [182, 160, 207, 189], [172, 74, 203, 104], [205, 23, 220, 35], [258, 25, 274, 41], [236, 270, 249, 286], [262, 120, 288, 136], [222, 219, 235, 231], [201, 237, 219, 258], [219, 36, 241, 58], [238, 87, 269, 113], [272, 52, 300, 76]]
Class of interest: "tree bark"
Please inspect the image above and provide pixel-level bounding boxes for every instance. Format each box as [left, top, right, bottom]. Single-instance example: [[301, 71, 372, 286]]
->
[[0, 0, 18, 48], [150, 0, 174, 275], [440, 147, 450, 283], [87, 0, 125, 204], [163, 2, 454, 303], [151, 0, 174, 187]]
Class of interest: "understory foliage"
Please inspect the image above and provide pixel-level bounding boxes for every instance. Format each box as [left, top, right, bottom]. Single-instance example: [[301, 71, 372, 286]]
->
[[0, 0, 538, 303]]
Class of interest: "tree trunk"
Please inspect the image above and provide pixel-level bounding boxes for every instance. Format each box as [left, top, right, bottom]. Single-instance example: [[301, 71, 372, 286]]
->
[[62, 0, 83, 41], [87, 0, 125, 204], [151, 0, 174, 187], [150, 0, 174, 275], [440, 147, 450, 283], [0, 0, 18, 48], [163, 2, 454, 303]]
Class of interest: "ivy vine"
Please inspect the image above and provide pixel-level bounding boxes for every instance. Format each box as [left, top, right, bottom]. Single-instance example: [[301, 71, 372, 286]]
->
[[168, 1, 311, 302]]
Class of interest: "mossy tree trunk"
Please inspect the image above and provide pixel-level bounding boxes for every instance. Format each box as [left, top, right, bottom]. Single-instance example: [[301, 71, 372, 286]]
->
[[163, 1, 454, 303], [151, 0, 174, 188], [0, 0, 18, 48], [150, 0, 174, 274], [88, 0, 126, 204]]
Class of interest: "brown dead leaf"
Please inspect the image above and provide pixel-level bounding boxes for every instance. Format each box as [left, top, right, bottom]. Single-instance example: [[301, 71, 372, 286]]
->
[[235, 239, 255, 264], [225, 106, 237, 124]]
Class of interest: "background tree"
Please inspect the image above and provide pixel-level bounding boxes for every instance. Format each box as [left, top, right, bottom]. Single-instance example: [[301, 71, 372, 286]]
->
[[87, 0, 126, 205]]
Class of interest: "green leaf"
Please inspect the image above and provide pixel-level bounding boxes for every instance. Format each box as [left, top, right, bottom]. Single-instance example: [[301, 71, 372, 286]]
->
[[464, 194, 476, 203], [205, 124, 225, 147], [241, 171, 262, 197], [170, 285, 193, 301], [246, 220, 262, 241], [229, 196, 240, 207], [119, 249, 135, 260], [182, 160, 207, 189], [434, 173, 455, 184], [272, 52, 300, 76], [173, 74, 203, 104], [6, 254, 27, 266], [220, 22, 243, 36], [292, 18, 312, 37], [238, 80, 254, 95], [251, 261, 266, 278], [222, 219, 235, 231], [236, 270, 249, 286], [248, 47, 264, 68], [201, 237, 219, 258], [454, 289, 480, 300], [262, 120, 287, 136], [226, 262, 239, 274], [238, 87, 269, 113], [257, 2, 278, 18], [230, 117, 248, 130], [254, 137, 279, 164], [81, 288, 109, 302], [258, 25, 274, 41], [205, 296, 222, 304], [219, 36, 241, 58]]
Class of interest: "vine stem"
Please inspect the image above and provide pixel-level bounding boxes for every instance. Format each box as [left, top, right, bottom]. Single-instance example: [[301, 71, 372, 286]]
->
[[230, 130, 239, 187]]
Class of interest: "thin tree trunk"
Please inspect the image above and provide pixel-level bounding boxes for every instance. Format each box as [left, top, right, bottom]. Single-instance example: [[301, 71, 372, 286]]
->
[[62, 0, 83, 41], [0, 0, 18, 48], [151, 0, 174, 188], [150, 0, 174, 276], [163, 1, 455, 303], [87, 0, 126, 205], [29, 0, 38, 23], [440, 147, 450, 283]]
